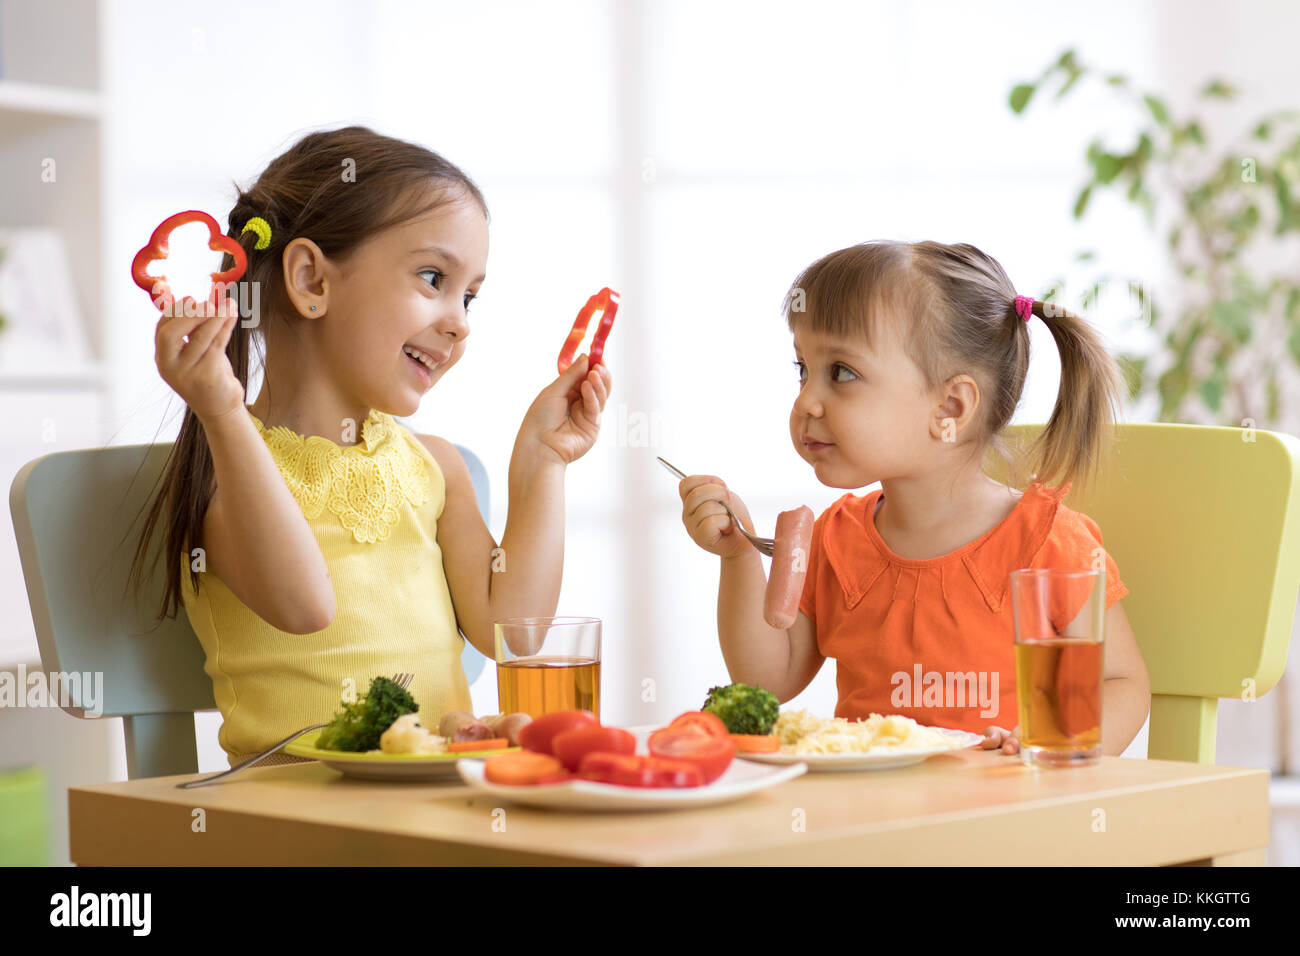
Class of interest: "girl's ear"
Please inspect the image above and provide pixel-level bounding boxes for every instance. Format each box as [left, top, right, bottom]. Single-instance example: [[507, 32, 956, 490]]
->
[[929, 374, 981, 443], [282, 237, 330, 318]]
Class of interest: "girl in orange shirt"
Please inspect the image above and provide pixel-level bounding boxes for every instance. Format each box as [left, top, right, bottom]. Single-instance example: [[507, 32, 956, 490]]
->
[[676, 241, 1150, 756]]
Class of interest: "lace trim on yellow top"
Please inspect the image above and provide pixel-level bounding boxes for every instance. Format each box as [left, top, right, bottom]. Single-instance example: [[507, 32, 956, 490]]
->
[[247, 407, 433, 545]]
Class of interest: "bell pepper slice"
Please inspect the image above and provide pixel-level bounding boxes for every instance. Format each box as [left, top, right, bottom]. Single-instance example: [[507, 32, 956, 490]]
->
[[131, 209, 247, 312], [557, 286, 620, 374]]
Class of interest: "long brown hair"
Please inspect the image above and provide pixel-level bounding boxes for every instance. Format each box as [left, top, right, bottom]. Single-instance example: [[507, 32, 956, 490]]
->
[[784, 240, 1124, 495], [128, 125, 488, 623]]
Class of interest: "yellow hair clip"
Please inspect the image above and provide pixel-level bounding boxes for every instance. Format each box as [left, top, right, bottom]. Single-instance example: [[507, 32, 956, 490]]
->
[[241, 216, 272, 250]]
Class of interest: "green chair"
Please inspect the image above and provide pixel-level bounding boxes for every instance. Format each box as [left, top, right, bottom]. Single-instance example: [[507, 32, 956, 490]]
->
[[0, 765, 49, 867], [986, 423, 1300, 763], [9, 439, 491, 779]]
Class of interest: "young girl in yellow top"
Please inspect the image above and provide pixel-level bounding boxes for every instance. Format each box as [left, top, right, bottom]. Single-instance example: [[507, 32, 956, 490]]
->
[[130, 127, 612, 767], [677, 240, 1150, 756]]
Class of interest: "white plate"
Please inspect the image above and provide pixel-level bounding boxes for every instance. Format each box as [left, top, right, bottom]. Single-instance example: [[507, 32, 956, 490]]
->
[[456, 756, 807, 811], [737, 728, 984, 772]]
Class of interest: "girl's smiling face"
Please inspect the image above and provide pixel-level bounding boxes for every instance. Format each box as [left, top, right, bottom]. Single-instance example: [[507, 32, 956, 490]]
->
[[789, 317, 943, 489], [313, 190, 489, 417]]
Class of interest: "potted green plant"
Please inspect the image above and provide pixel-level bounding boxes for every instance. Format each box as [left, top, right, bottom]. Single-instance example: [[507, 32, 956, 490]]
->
[[1010, 49, 1300, 427]]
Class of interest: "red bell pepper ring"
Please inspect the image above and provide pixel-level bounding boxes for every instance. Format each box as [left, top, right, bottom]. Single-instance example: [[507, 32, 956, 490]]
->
[[131, 209, 247, 313], [557, 286, 620, 374]]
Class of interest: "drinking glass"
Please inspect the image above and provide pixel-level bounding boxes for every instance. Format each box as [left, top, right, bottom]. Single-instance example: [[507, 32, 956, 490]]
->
[[494, 616, 601, 719], [1009, 569, 1106, 768]]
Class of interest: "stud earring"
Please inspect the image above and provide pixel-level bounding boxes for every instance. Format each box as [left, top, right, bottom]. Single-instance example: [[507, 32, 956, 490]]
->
[[310, 306, 317, 311]]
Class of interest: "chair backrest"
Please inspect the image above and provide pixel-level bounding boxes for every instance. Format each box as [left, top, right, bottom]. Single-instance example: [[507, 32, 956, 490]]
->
[[9, 439, 491, 779], [986, 423, 1300, 762]]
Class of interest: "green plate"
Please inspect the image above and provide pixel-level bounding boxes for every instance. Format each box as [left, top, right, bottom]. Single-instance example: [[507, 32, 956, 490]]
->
[[286, 729, 520, 781]]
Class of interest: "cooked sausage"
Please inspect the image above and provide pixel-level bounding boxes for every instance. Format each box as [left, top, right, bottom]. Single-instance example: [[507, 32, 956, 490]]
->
[[454, 720, 496, 743], [764, 505, 814, 629], [438, 710, 479, 739], [493, 713, 533, 747]]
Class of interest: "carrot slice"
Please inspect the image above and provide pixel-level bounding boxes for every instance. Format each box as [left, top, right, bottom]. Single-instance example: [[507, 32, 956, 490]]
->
[[729, 734, 781, 753], [483, 752, 564, 785], [448, 737, 510, 753]]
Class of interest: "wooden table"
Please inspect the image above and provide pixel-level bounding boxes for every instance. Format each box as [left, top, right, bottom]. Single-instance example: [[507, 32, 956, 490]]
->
[[68, 748, 1271, 866]]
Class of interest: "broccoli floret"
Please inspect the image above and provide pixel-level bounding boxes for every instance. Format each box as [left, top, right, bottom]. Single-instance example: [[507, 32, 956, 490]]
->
[[316, 676, 419, 751], [700, 682, 780, 735]]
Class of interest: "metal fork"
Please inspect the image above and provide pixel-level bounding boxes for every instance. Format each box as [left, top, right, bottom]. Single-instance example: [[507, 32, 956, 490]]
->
[[176, 672, 415, 789], [656, 456, 775, 556]]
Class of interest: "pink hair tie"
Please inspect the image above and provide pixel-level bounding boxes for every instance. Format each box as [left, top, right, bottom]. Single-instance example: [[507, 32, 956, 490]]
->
[[1014, 295, 1035, 322]]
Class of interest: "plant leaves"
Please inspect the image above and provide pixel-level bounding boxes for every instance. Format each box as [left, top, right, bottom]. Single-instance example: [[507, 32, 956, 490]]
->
[[1201, 79, 1237, 99], [1094, 152, 1123, 183], [1073, 184, 1092, 219], [1055, 68, 1083, 100], [1010, 84, 1036, 114], [1143, 94, 1170, 126]]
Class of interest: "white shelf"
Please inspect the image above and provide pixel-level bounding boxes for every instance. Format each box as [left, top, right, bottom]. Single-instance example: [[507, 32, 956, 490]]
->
[[0, 364, 107, 389], [0, 80, 101, 120]]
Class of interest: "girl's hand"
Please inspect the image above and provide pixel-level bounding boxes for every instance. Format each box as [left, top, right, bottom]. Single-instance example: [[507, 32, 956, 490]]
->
[[981, 725, 1020, 755], [678, 475, 758, 560], [520, 353, 613, 465], [154, 296, 244, 425]]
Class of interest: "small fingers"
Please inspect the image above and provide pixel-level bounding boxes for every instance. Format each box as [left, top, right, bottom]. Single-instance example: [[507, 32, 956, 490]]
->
[[981, 726, 1008, 749], [589, 367, 609, 406], [678, 475, 723, 504], [683, 480, 728, 518], [177, 302, 233, 371], [1004, 725, 1020, 754]]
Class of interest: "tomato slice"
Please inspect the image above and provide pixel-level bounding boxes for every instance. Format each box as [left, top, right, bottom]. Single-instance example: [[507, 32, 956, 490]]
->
[[729, 734, 780, 753], [534, 770, 576, 785], [516, 710, 599, 755], [666, 711, 730, 738], [551, 726, 636, 772], [577, 752, 642, 785], [642, 756, 705, 788], [482, 752, 564, 785], [576, 752, 705, 788], [647, 730, 736, 783]]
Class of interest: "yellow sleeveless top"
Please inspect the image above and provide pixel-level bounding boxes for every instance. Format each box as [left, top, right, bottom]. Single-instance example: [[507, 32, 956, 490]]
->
[[179, 406, 473, 767]]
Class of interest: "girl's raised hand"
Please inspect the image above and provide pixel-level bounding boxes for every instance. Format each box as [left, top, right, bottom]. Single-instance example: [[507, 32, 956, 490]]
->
[[981, 725, 1020, 755], [154, 296, 245, 425], [520, 353, 613, 465]]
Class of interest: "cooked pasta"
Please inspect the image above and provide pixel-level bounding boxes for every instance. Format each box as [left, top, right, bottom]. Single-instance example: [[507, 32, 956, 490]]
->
[[773, 709, 959, 754]]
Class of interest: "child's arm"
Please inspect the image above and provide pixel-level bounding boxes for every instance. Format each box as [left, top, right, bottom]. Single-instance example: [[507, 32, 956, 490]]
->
[[422, 353, 611, 658], [420, 434, 565, 658], [200, 406, 337, 634], [155, 298, 335, 634], [1098, 600, 1150, 756], [680, 476, 823, 699]]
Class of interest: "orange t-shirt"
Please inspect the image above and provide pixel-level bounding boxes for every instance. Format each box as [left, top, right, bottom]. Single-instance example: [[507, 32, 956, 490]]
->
[[797, 481, 1128, 735]]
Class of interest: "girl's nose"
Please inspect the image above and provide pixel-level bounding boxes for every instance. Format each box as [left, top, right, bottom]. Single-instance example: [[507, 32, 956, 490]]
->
[[439, 305, 470, 342]]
